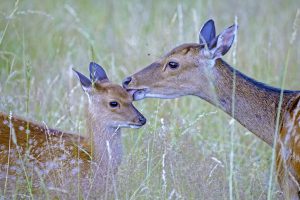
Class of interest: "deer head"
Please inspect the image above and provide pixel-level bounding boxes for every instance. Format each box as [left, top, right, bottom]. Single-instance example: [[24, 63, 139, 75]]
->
[[74, 62, 146, 129], [123, 19, 237, 101]]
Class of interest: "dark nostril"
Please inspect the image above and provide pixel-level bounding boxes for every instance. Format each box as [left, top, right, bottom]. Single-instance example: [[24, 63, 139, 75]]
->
[[122, 77, 132, 87], [139, 115, 146, 125]]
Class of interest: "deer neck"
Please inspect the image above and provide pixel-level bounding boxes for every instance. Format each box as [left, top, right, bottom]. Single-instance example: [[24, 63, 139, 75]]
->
[[195, 58, 298, 146], [86, 112, 122, 172]]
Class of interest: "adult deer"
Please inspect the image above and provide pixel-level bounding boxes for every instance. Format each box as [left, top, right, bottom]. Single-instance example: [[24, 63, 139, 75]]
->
[[0, 62, 146, 197], [123, 20, 300, 199]]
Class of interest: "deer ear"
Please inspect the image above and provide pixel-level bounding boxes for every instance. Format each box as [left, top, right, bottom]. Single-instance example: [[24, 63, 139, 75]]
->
[[212, 24, 237, 58], [73, 69, 92, 91], [199, 19, 216, 47], [89, 62, 109, 82]]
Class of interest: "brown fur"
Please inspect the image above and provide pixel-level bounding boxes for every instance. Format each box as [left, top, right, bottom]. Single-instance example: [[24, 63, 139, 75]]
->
[[0, 80, 145, 196], [0, 111, 91, 168], [0, 111, 91, 194], [277, 96, 300, 199], [125, 42, 300, 198]]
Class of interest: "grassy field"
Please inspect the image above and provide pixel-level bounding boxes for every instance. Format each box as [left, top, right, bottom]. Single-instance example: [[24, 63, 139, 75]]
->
[[0, 0, 300, 199]]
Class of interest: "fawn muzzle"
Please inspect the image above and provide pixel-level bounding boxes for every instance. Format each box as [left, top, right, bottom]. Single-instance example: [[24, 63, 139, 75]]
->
[[127, 105, 147, 128], [138, 115, 146, 126]]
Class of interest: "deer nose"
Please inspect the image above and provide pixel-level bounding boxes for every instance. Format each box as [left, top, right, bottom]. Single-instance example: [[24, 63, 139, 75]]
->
[[139, 115, 146, 125], [122, 77, 132, 88]]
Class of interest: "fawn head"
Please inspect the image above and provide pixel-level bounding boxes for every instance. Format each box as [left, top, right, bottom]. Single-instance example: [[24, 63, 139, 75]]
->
[[74, 62, 146, 128], [123, 19, 237, 100]]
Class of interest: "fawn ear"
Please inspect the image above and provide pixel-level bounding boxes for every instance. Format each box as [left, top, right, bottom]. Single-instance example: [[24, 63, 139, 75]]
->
[[73, 69, 92, 91], [89, 62, 109, 82], [212, 24, 237, 58], [199, 19, 216, 47]]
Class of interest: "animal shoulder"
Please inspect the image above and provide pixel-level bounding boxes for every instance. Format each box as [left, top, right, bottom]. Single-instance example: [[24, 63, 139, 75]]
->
[[0, 112, 91, 163]]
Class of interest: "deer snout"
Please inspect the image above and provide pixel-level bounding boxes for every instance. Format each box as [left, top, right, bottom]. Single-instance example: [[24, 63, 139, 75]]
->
[[129, 105, 147, 128], [122, 76, 132, 88], [123, 76, 149, 101], [138, 115, 147, 126], [129, 113, 146, 128]]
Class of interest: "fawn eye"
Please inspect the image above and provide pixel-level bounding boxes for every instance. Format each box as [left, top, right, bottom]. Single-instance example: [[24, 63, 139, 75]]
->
[[168, 61, 179, 69], [109, 101, 119, 108]]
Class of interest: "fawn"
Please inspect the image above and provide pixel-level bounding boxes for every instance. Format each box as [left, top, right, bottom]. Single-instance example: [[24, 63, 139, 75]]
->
[[0, 62, 146, 197], [123, 19, 300, 199]]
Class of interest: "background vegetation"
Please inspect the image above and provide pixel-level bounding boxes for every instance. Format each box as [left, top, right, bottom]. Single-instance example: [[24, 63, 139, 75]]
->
[[0, 0, 299, 199]]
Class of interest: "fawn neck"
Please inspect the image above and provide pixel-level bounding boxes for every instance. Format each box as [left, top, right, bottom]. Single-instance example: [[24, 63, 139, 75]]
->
[[195, 58, 298, 146], [86, 110, 122, 171]]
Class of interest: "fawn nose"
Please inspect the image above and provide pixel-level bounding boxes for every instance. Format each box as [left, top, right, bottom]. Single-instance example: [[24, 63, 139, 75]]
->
[[139, 115, 147, 125], [122, 77, 132, 88]]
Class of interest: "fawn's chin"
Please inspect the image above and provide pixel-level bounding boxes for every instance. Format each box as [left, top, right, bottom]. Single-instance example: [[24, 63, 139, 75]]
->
[[116, 123, 143, 129], [128, 124, 144, 129]]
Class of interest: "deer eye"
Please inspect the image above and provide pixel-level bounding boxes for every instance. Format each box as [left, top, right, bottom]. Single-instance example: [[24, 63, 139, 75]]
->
[[109, 101, 119, 108], [168, 61, 179, 69]]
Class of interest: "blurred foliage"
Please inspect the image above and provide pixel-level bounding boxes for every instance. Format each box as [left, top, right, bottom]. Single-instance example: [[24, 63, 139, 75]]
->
[[0, 0, 299, 199]]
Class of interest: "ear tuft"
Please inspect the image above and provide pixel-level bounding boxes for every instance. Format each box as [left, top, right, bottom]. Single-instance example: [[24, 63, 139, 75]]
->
[[199, 19, 216, 47], [73, 68, 92, 90], [89, 62, 108, 82]]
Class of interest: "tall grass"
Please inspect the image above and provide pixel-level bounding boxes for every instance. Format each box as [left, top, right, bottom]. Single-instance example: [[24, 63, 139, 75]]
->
[[0, 0, 300, 199]]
